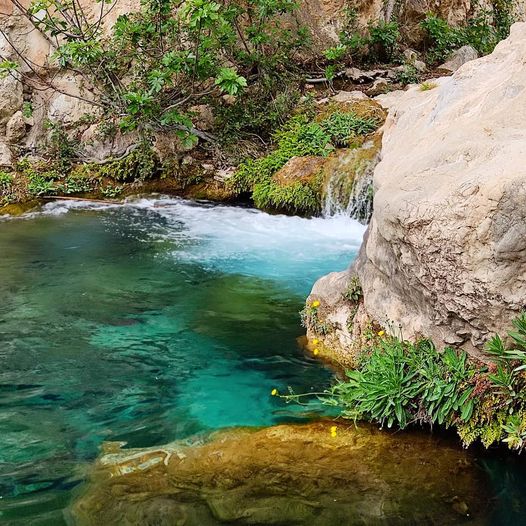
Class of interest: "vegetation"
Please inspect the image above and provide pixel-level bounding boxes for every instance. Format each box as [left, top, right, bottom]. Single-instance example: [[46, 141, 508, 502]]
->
[[229, 109, 381, 214], [283, 312, 526, 451], [422, 1, 517, 63], [419, 81, 438, 91], [343, 276, 362, 302], [1, 0, 310, 148]]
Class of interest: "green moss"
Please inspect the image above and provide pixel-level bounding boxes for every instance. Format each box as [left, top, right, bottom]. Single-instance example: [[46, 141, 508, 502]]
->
[[252, 173, 323, 215], [229, 107, 383, 215]]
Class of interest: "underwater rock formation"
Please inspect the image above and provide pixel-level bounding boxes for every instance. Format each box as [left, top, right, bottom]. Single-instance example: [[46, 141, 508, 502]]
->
[[71, 421, 490, 525]]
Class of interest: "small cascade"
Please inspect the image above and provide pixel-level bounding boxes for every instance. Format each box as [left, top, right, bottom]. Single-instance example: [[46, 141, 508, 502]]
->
[[322, 140, 380, 224]]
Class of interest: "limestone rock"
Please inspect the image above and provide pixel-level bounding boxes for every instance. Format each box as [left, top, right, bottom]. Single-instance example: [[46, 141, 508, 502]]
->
[[352, 23, 526, 357], [80, 125, 139, 162], [0, 142, 13, 166], [6, 110, 26, 143], [0, 75, 23, 124], [71, 421, 491, 525], [189, 104, 214, 131], [330, 90, 369, 103], [273, 156, 326, 185], [439, 45, 479, 73]]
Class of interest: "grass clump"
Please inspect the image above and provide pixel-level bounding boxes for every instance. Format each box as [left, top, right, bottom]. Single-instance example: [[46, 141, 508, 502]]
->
[[282, 312, 526, 451], [419, 81, 438, 91]]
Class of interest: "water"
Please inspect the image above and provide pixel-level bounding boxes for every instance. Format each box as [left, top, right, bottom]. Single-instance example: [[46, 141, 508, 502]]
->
[[322, 140, 378, 223], [2, 198, 526, 525], [0, 197, 365, 524]]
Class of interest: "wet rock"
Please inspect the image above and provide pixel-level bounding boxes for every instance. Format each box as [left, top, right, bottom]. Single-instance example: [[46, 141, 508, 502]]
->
[[273, 156, 326, 186], [71, 422, 491, 526], [439, 45, 479, 73]]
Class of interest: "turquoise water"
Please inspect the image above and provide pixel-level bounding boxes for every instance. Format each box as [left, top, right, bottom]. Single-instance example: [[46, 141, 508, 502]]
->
[[0, 198, 365, 524], [2, 198, 526, 525]]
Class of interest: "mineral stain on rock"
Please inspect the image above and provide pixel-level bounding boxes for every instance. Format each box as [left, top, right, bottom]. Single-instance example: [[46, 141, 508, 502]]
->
[[71, 421, 491, 525]]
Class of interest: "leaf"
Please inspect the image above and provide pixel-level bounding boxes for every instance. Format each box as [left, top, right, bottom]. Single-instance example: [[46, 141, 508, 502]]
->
[[460, 399, 474, 422]]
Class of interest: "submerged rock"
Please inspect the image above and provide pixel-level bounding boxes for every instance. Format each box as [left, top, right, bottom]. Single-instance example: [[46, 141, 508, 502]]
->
[[71, 421, 491, 525]]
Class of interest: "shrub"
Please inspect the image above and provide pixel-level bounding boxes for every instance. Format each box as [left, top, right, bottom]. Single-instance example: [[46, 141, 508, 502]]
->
[[281, 312, 526, 451], [368, 21, 400, 62], [396, 65, 421, 85], [422, 4, 517, 63], [0, 170, 13, 188]]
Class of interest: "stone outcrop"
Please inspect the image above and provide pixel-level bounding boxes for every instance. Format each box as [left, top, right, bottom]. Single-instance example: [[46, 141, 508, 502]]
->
[[438, 45, 479, 73], [71, 421, 490, 525], [309, 23, 526, 361]]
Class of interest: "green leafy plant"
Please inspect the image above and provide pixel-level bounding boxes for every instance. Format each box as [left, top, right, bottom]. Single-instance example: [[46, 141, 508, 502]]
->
[[22, 102, 33, 119], [343, 276, 362, 302], [486, 312, 526, 372], [100, 184, 124, 198], [280, 312, 526, 451], [320, 112, 378, 147], [368, 21, 400, 62], [27, 175, 56, 196], [396, 64, 421, 85], [0, 171, 13, 188], [422, 4, 517, 64]]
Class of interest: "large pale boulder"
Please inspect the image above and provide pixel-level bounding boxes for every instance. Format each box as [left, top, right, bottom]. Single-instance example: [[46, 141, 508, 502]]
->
[[310, 23, 526, 361], [359, 22, 526, 356]]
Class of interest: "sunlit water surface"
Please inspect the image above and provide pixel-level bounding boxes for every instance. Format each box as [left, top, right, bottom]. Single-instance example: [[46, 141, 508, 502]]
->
[[0, 198, 525, 525]]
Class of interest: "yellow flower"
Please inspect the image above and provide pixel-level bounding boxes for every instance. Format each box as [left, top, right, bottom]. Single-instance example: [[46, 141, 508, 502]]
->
[[271, 389, 278, 396], [312, 338, 319, 345], [313, 348, 319, 356], [330, 425, 337, 437], [378, 330, 385, 337], [312, 300, 320, 308]]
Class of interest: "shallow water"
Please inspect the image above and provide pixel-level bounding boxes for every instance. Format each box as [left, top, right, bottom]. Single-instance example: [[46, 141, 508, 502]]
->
[[0, 198, 363, 524], [1, 198, 526, 525]]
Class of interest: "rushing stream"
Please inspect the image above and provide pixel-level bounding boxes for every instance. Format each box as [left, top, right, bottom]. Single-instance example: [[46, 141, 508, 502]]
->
[[1, 198, 526, 525]]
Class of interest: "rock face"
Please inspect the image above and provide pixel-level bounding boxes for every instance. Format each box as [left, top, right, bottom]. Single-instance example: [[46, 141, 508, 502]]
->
[[71, 421, 491, 525], [311, 23, 526, 360], [439, 45, 479, 72]]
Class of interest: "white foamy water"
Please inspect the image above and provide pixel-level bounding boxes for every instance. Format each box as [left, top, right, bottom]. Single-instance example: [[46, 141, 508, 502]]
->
[[8, 197, 366, 291]]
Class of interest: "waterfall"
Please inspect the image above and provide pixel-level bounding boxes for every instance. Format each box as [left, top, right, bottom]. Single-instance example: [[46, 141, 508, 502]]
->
[[322, 140, 380, 224]]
